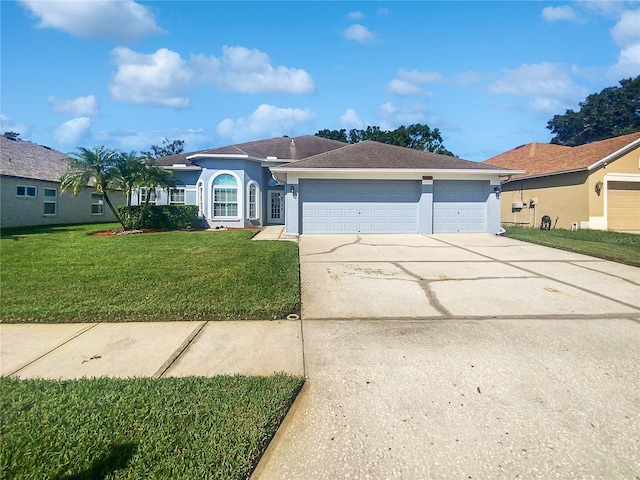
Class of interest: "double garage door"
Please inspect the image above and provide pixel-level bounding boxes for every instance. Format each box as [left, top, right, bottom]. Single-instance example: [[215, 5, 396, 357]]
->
[[300, 179, 489, 234]]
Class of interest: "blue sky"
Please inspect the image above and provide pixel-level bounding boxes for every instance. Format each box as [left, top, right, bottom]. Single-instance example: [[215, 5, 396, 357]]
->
[[2, 1, 639, 161]]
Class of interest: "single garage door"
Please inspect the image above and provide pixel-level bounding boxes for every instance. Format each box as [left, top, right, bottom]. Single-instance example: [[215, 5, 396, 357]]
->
[[433, 180, 489, 233], [608, 181, 640, 232], [301, 179, 420, 233]]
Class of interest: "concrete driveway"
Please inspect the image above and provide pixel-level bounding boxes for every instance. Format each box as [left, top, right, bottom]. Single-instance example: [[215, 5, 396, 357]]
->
[[254, 234, 640, 479]]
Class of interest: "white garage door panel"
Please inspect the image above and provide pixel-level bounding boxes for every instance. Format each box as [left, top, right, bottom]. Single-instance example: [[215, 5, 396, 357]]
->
[[301, 180, 420, 234], [433, 181, 489, 233]]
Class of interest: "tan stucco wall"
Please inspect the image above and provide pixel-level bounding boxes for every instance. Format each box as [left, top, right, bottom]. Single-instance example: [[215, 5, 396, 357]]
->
[[1, 176, 125, 228], [587, 145, 640, 218], [500, 172, 589, 230]]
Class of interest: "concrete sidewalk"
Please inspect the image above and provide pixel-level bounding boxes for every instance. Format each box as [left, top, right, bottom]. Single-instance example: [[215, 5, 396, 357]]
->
[[0, 320, 304, 379]]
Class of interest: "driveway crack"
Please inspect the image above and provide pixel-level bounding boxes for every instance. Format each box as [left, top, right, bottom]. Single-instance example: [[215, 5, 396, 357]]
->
[[392, 262, 452, 317]]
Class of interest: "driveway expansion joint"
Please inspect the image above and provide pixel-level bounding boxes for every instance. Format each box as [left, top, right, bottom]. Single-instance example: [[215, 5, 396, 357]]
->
[[153, 321, 208, 378]]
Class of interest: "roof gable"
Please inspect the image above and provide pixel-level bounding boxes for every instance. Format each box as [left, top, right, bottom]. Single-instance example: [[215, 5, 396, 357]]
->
[[280, 140, 509, 171], [483, 132, 640, 179], [0, 136, 68, 182]]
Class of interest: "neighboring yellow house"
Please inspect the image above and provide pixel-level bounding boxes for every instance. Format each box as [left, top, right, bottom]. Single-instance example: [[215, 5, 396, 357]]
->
[[483, 132, 640, 232]]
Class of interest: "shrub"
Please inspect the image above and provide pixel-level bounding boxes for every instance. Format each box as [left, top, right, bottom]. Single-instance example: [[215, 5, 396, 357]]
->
[[118, 205, 201, 230]]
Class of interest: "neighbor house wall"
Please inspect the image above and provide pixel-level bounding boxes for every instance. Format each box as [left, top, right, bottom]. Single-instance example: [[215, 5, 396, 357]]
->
[[587, 145, 640, 229], [1, 176, 124, 228], [501, 171, 589, 230]]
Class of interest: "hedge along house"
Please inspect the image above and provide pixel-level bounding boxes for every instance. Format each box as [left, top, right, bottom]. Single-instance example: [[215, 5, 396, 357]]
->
[[0, 136, 124, 228], [483, 132, 640, 233]]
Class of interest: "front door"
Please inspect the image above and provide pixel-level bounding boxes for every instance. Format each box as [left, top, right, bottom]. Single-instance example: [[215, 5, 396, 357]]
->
[[268, 190, 284, 224]]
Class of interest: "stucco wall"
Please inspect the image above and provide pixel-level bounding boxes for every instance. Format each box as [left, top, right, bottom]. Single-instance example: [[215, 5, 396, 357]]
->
[[501, 172, 589, 230], [1, 176, 124, 228]]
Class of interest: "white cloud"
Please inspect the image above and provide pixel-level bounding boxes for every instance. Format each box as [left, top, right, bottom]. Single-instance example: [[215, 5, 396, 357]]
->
[[99, 128, 210, 152], [0, 114, 30, 137], [387, 79, 425, 96], [192, 46, 315, 94], [488, 62, 588, 115], [216, 104, 315, 143], [387, 69, 444, 96], [47, 95, 99, 117], [344, 24, 376, 44], [18, 0, 164, 42], [541, 5, 582, 22], [340, 108, 364, 129], [347, 11, 363, 20], [109, 47, 192, 108], [611, 8, 640, 46], [608, 43, 640, 79], [53, 117, 92, 145], [377, 102, 427, 130]]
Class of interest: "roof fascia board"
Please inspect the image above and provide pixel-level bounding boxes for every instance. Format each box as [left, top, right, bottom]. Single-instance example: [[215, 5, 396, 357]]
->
[[587, 138, 640, 171], [271, 167, 521, 176], [504, 167, 589, 183], [165, 165, 202, 171], [186, 153, 264, 162]]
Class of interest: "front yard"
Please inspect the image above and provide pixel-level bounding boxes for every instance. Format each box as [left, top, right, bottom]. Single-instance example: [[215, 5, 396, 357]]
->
[[1, 375, 303, 479], [1, 223, 300, 322], [504, 226, 640, 267]]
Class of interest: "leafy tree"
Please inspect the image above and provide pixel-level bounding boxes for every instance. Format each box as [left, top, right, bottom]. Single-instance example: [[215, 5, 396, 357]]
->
[[3, 131, 20, 140], [316, 123, 454, 155], [315, 129, 348, 142], [60, 146, 125, 229], [547, 76, 640, 146], [141, 138, 185, 159]]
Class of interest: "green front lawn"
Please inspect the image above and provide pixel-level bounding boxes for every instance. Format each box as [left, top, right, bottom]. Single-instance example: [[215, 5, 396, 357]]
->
[[1, 375, 304, 479], [504, 226, 640, 267], [1, 224, 300, 322]]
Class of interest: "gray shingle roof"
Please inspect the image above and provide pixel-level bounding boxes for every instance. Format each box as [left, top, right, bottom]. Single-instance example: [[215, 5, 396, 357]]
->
[[0, 136, 69, 182], [156, 135, 347, 166], [280, 141, 509, 170]]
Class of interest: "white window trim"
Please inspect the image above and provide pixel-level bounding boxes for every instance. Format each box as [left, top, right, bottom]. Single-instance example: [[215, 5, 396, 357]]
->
[[169, 186, 186, 204], [139, 187, 157, 205], [91, 193, 105, 216], [17, 185, 37, 198], [246, 180, 259, 220], [209, 171, 242, 220], [43, 188, 57, 216], [197, 181, 205, 217]]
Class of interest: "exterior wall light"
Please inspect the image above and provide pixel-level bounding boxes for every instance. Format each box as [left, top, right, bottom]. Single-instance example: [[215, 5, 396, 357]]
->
[[494, 186, 501, 199], [290, 185, 295, 194], [595, 181, 603, 196]]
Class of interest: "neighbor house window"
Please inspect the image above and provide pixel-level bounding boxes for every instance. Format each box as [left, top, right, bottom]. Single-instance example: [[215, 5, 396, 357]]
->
[[247, 182, 258, 219], [91, 193, 104, 215], [140, 187, 157, 204], [213, 174, 238, 217], [169, 187, 185, 204], [17, 185, 37, 198], [43, 188, 57, 215]]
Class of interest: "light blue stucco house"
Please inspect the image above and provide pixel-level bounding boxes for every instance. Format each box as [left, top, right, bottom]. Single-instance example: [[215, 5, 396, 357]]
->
[[145, 135, 518, 235]]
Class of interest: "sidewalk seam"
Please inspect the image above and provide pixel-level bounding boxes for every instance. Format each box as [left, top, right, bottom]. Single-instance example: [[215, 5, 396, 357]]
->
[[152, 321, 208, 378]]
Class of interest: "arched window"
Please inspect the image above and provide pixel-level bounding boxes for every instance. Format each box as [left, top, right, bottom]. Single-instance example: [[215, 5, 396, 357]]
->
[[197, 181, 204, 217], [213, 174, 238, 218], [247, 181, 258, 220]]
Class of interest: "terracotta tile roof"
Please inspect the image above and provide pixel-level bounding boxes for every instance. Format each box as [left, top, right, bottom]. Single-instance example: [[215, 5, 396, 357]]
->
[[0, 136, 69, 182], [483, 132, 640, 179], [280, 140, 509, 171], [156, 135, 347, 166]]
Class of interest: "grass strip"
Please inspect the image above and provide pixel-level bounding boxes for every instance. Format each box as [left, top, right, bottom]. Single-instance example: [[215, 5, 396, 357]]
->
[[504, 226, 640, 267], [1, 224, 300, 322], [1, 375, 303, 479]]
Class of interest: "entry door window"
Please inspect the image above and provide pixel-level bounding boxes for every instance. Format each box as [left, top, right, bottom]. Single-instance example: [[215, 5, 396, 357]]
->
[[268, 190, 284, 223]]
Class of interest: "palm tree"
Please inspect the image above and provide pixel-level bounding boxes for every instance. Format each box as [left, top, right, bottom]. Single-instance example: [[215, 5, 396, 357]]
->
[[113, 152, 147, 229], [135, 160, 175, 229], [60, 146, 126, 229]]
